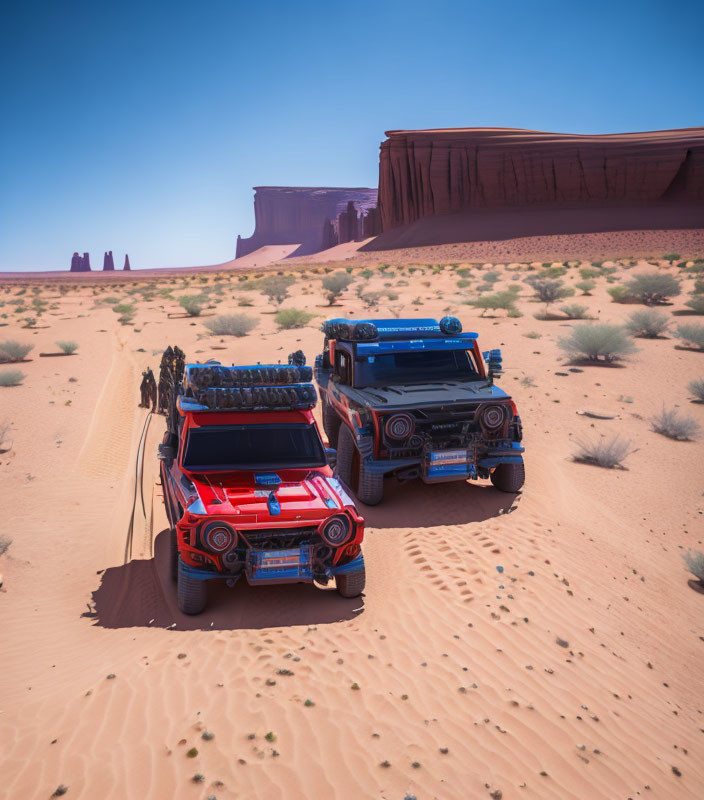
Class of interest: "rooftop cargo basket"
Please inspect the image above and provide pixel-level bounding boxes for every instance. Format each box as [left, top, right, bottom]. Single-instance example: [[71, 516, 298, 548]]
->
[[179, 363, 316, 412]]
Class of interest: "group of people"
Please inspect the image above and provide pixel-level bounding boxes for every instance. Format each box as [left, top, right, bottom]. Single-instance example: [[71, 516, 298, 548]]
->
[[138, 345, 186, 415]]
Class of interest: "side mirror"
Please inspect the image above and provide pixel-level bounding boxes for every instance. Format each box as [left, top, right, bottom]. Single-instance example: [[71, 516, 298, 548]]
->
[[482, 348, 503, 382], [325, 447, 337, 468]]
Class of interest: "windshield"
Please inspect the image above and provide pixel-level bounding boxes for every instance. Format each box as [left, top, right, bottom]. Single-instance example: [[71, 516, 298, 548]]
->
[[183, 423, 326, 471], [354, 349, 479, 387]]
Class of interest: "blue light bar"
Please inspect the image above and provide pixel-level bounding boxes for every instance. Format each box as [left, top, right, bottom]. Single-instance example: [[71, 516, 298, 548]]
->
[[356, 337, 477, 356], [328, 318, 475, 342]]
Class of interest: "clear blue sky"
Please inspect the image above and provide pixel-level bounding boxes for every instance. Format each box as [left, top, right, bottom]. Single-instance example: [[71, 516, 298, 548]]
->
[[1, 0, 702, 271]]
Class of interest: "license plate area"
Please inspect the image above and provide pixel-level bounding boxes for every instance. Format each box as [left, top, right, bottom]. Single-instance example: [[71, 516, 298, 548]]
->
[[425, 449, 473, 478], [247, 546, 313, 583]]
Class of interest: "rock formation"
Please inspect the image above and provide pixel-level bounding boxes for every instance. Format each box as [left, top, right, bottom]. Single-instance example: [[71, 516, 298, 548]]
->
[[103, 251, 115, 270], [123, 254, 131, 270], [376, 127, 704, 232], [70, 252, 91, 271], [236, 186, 378, 258]]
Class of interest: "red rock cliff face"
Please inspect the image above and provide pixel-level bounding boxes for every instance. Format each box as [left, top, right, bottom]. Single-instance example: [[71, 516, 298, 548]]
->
[[236, 186, 378, 258], [378, 127, 704, 231]]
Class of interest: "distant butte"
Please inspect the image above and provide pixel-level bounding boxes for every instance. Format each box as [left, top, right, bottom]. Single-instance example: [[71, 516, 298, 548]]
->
[[236, 186, 378, 259], [363, 127, 704, 250]]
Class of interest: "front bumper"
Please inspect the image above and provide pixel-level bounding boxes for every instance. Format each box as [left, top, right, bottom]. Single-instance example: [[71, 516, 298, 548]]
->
[[362, 441, 525, 482], [179, 552, 365, 585]]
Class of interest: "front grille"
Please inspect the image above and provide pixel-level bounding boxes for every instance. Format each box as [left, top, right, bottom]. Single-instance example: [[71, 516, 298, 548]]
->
[[240, 526, 320, 551]]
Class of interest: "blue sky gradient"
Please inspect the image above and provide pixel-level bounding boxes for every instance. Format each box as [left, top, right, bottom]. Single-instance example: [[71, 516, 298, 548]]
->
[[1, 0, 702, 270]]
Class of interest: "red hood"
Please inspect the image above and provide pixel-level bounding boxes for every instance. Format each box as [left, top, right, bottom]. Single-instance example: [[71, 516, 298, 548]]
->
[[187, 468, 353, 525]]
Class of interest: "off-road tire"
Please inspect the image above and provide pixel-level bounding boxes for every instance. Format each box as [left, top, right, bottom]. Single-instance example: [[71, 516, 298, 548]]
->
[[169, 528, 179, 582], [177, 559, 208, 615], [321, 395, 342, 447], [490, 461, 525, 493], [336, 564, 366, 598], [337, 424, 384, 505]]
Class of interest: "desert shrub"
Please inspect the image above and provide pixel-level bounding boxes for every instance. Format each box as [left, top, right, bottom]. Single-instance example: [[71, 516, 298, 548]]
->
[[607, 286, 631, 303], [573, 436, 630, 469], [575, 280, 596, 295], [483, 270, 500, 284], [112, 303, 134, 315], [623, 273, 680, 305], [204, 314, 258, 337], [663, 253, 681, 263], [0, 340, 33, 362], [322, 272, 354, 305], [682, 550, 704, 582], [359, 269, 373, 279], [465, 291, 518, 316], [560, 303, 590, 319], [540, 266, 567, 279], [523, 331, 542, 339], [0, 369, 26, 386], [259, 275, 296, 306], [688, 378, 704, 401], [676, 323, 704, 350], [531, 279, 574, 306], [275, 308, 315, 329], [579, 267, 601, 280], [56, 340, 79, 354], [358, 290, 384, 309], [692, 278, 704, 294], [625, 309, 670, 338], [237, 297, 254, 307], [650, 407, 700, 440], [178, 294, 208, 316], [558, 323, 637, 362], [685, 295, 704, 315], [457, 279, 472, 288]]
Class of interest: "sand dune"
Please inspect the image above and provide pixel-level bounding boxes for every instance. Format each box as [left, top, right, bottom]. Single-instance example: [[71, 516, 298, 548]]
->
[[0, 255, 703, 798]]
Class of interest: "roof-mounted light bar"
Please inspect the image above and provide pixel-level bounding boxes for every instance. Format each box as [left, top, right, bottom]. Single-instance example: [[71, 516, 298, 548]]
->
[[324, 317, 476, 342]]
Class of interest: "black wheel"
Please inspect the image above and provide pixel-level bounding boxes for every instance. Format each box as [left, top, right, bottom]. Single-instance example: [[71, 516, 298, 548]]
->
[[177, 559, 208, 615], [321, 395, 342, 447], [169, 528, 178, 582], [336, 563, 366, 598], [337, 425, 383, 505], [490, 461, 525, 493]]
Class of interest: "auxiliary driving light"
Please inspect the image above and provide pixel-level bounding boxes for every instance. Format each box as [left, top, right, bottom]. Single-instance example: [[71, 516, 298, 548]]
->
[[385, 413, 415, 440], [201, 521, 236, 553], [321, 515, 352, 546], [439, 316, 462, 335], [480, 404, 506, 430]]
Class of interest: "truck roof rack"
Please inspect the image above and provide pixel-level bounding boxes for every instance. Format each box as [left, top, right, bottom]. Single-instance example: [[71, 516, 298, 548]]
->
[[323, 317, 477, 342], [179, 363, 316, 412]]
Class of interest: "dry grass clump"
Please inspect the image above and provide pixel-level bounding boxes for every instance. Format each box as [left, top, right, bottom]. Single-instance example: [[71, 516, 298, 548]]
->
[[684, 295, 704, 315], [275, 308, 315, 329], [572, 436, 631, 469], [688, 378, 704, 401], [178, 294, 209, 316], [558, 323, 637, 363], [204, 314, 258, 337], [682, 550, 704, 583], [560, 303, 590, 319], [0, 340, 33, 362], [56, 340, 79, 355], [0, 369, 26, 387], [650, 407, 700, 441], [625, 309, 671, 338], [465, 290, 519, 317], [623, 273, 680, 305], [675, 323, 704, 350]]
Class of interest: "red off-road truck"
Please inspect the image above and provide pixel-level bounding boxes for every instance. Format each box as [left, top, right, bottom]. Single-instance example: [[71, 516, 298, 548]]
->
[[159, 359, 365, 614]]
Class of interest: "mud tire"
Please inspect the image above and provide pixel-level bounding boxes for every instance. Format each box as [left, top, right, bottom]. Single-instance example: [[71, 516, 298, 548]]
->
[[337, 425, 383, 505], [169, 528, 179, 582], [177, 560, 208, 615], [336, 564, 366, 598], [490, 461, 525, 493]]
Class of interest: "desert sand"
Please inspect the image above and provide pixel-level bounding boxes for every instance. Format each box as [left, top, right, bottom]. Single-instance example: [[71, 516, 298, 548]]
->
[[1, 246, 703, 799]]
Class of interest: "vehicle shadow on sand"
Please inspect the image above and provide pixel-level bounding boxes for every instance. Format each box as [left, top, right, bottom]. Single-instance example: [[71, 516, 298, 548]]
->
[[87, 529, 365, 631], [359, 479, 521, 529]]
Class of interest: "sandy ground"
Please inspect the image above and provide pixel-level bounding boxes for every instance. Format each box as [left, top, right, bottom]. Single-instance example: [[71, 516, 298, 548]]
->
[[0, 252, 703, 799]]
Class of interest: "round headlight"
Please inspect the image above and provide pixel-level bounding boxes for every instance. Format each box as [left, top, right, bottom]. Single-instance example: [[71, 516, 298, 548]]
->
[[354, 322, 378, 341], [480, 404, 506, 430], [439, 316, 462, 335], [201, 521, 236, 553], [321, 514, 352, 546], [385, 413, 415, 440]]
